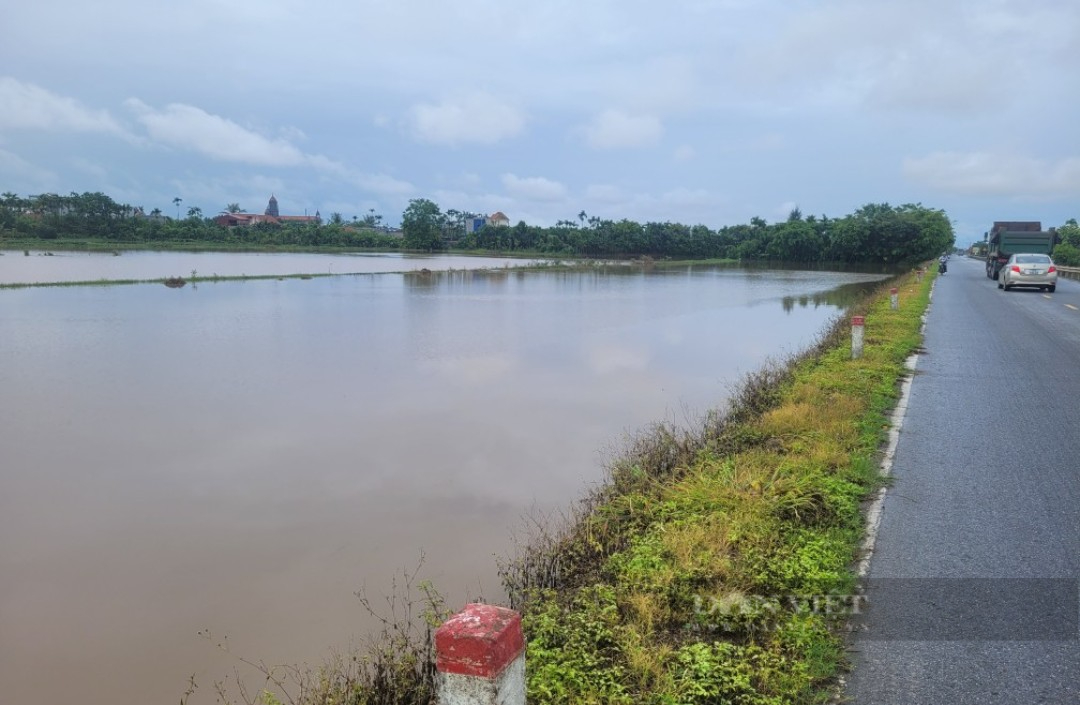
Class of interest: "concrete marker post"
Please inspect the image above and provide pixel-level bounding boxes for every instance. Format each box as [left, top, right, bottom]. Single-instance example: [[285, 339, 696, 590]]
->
[[435, 603, 525, 705], [890, 287, 899, 310], [851, 315, 865, 359]]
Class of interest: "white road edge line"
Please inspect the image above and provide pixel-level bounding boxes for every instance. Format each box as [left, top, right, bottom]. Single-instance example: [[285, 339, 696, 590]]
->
[[1066, 304, 1078, 311], [856, 283, 930, 578]]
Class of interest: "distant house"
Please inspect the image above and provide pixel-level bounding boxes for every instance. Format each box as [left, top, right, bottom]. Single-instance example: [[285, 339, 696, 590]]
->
[[213, 213, 276, 227], [463, 212, 511, 234], [464, 216, 485, 234], [214, 195, 320, 227]]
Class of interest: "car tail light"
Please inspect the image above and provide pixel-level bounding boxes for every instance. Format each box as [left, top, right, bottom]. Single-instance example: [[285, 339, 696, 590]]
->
[[1048, 265, 1056, 273], [1011, 265, 1021, 273]]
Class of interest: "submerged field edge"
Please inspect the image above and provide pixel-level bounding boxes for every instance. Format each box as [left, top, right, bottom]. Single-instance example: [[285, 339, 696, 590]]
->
[[0, 265, 548, 289], [0, 258, 750, 289]]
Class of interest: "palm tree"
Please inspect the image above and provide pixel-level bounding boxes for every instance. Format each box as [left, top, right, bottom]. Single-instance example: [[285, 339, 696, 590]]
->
[[187, 206, 203, 220], [225, 203, 242, 213], [173, 196, 182, 220]]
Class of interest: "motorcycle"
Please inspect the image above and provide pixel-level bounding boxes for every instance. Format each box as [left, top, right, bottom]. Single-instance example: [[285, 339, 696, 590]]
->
[[939, 258, 948, 274]]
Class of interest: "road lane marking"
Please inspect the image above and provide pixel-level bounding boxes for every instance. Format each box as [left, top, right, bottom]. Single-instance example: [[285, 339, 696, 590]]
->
[[857, 284, 933, 578], [1067, 304, 1079, 311], [1044, 294, 1052, 299], [859, 353, 917, 579]]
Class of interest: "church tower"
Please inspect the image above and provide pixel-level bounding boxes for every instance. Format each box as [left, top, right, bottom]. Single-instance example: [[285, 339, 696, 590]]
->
[[265, 194, 279, 217]]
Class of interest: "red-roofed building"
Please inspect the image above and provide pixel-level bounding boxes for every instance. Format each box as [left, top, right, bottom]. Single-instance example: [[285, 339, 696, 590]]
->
[[214, 195, 320, 228]]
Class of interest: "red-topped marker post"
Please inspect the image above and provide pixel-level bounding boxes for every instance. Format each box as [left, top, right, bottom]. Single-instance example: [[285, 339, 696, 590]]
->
[[890, 287, 899, 310], [435, 603, 525, 705], [851, 316, 865, 359]]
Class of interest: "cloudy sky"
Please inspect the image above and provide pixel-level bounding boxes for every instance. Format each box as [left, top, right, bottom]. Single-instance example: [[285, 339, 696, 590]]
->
[[1, 0, 1077, 243]]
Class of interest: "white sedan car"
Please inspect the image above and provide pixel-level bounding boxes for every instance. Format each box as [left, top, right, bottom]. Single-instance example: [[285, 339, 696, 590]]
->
[[998, 253, 1058, 293]]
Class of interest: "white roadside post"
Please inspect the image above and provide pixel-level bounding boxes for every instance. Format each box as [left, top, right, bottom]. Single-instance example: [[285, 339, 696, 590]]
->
[[851, 315, 865, 359], [435, 603, 525, 705], [890, 287, 899, 310]]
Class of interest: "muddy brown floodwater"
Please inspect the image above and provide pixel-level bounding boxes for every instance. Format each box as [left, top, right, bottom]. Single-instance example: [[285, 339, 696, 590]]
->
[[0, 258, 887, 704]]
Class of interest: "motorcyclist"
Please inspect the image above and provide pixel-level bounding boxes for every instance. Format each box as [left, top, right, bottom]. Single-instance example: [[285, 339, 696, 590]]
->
[[939, 254, 948, 274]]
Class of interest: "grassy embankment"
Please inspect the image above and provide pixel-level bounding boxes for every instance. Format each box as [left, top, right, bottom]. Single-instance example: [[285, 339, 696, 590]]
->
[[216, 267, 932, 705], [496, 267, 931, 704]]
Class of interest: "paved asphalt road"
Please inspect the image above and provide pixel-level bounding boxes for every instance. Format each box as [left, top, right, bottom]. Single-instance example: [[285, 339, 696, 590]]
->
[[845, 255, 1080, 704]]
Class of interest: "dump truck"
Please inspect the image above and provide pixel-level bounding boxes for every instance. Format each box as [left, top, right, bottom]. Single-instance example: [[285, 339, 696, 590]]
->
[[985, 221, 1059, 280]]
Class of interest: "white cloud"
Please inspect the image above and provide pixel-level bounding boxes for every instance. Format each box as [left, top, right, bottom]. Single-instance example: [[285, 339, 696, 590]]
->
[[0, 77, 124, 134], [72, 158, 109, 180], [432, 189, 474, 209], [902, 151, 1080, 198], [167, 174, 287, 212], [125, 99, 340, 170], [0, 148, 56, 190], [865, 51, 1002, 114], [502, 174, 567, 202], [351, 173, 415, 196], [739, 1, 1080, 115], [2, 3, 1078, 234], [277, 125, 308, 143], [584, 110, 663, 149], [406, 93, 525, 146], [585, 184, 624, 203], [661, 188, 712, 207]]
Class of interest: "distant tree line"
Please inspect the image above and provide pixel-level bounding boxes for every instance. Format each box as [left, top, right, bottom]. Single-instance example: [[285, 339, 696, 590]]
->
[[0, 191, 400, 249], [3, 190, 959, 264], [403, 198, 956, 265]]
